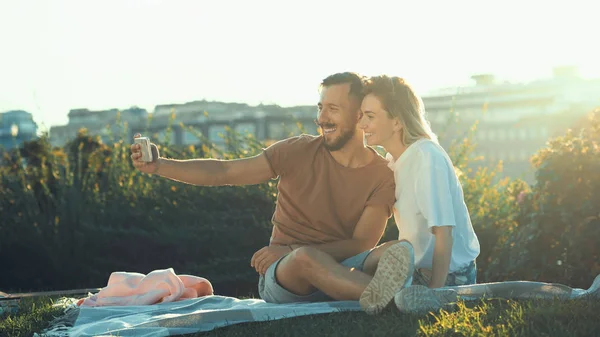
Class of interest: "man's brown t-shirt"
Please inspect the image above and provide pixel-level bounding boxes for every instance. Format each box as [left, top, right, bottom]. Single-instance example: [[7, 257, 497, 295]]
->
[[263, 134, 396, 246]]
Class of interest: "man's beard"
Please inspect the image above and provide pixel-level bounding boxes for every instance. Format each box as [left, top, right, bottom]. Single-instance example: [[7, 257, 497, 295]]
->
[[322, 125, 356, 151]]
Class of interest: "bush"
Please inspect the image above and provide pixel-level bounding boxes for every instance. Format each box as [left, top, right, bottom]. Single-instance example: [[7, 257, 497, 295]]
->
[[488, 109, 600, 287]]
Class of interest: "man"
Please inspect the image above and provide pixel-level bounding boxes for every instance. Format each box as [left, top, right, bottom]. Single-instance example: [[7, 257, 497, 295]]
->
[[130, 72, 412, 312]]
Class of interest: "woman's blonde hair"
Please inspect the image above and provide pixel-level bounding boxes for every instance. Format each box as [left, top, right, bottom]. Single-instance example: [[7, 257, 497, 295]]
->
[[363, 75, 438, 146]]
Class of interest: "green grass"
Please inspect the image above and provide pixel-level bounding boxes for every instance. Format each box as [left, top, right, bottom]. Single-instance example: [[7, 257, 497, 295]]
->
[[3, 297, 599, 337], [0, 297, 64, 337]]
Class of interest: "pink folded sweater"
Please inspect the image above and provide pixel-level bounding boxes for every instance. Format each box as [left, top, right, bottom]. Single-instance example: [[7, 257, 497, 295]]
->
[[77, 268, 214, 307]]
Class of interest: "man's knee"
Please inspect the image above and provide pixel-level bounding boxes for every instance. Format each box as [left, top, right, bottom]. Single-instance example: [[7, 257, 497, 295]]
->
[[288, 246, 322, 272], [273, 247, 322, 296], [278, 246, 329, 283]]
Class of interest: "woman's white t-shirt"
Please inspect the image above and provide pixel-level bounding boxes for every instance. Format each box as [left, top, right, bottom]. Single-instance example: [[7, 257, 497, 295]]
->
[[387, 138, 480, 272]]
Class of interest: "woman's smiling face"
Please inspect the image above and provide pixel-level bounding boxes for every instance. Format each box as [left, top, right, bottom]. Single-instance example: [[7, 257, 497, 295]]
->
[[359, 93, 400, 148]]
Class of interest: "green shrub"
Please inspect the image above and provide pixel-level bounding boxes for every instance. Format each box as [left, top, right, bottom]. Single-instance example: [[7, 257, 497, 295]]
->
[[488, 109, 600, 287]]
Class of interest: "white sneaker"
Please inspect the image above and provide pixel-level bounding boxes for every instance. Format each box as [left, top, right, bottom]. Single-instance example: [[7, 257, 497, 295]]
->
[[359, 241, 414, 315], [395, 285, 458, 314]]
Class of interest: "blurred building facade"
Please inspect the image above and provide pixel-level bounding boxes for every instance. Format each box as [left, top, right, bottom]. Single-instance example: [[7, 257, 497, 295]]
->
[[49, 101, 318, 148], [0, 110, 38, 150], [49, 106, 149, 147], [423, 66, 600, 182]]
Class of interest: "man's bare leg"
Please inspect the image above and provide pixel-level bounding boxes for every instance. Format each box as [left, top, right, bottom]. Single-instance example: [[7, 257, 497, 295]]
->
[[274, 240, 401, 301], [275, 247, 372, 300]]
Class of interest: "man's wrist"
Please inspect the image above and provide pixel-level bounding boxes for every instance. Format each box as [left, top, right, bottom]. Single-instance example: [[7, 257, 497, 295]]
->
[[151, 158, 163, 175]]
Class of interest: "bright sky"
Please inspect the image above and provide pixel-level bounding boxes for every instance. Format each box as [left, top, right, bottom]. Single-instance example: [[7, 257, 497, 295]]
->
[[1, 0, 598, 130]]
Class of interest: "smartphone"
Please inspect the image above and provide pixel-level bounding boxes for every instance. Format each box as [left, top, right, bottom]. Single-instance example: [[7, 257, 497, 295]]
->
[[134, 137, 153, 162]]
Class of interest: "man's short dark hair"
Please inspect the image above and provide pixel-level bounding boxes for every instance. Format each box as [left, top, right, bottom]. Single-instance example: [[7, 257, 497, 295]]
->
[[320, 72, 366, 103]]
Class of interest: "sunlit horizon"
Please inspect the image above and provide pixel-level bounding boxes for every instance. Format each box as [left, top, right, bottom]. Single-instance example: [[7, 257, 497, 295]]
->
[[1, 0, 599, 130]]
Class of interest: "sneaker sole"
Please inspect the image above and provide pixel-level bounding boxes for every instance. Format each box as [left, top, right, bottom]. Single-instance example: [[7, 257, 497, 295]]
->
[[359, 242, 414, 315], [395, 285, 458, 314]]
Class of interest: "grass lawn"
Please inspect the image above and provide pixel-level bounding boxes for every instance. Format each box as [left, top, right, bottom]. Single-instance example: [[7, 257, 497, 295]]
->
[[2, 296, 599, 337]]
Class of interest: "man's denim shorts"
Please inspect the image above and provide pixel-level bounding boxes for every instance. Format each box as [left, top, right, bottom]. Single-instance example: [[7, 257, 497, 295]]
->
[[258, 249, 372, 303]]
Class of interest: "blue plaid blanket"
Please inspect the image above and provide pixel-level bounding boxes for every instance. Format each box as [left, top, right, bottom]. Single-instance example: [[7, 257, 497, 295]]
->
[[40, 296, 361, 337]]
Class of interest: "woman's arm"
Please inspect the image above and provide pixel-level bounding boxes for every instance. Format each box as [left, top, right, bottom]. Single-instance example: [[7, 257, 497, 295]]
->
[[414, 152, 458, 288], [429, 226, 453, 288]]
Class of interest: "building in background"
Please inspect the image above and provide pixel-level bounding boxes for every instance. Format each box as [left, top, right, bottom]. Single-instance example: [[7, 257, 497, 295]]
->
[[147, 100, 317, 147], [49, 100, 318, 148], [0, 110, 38, 150], [423, 66, 600, 182], [49, 107, 149, 147]]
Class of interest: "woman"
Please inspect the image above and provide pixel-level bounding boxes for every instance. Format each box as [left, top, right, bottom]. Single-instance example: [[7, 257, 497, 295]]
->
[[359, 75, 480, 289], [358, 75, 600, 314]]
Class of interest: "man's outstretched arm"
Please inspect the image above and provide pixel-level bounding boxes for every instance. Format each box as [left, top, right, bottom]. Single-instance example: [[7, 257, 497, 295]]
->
[[153, 154, 275, 186], [130, 134, 275, 186]]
